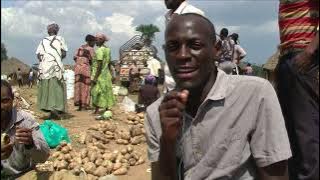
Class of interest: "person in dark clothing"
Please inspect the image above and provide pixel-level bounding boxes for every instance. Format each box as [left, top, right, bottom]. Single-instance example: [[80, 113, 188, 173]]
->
[[138, 75, 160, 108]]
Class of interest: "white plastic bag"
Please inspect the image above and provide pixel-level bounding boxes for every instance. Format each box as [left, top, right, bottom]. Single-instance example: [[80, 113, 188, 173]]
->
[[121, 96, 136, 112]]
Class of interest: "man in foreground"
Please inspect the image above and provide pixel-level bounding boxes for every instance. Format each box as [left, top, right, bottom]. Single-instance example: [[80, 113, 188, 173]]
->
[[276, 0, 319, 179], [145, 13, 291, 180], [1, 80, 50, 178]]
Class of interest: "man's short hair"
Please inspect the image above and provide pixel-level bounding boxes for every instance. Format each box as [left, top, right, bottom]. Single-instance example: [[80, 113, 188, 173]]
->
[[167, 13, 217, 42], [1, 80, 14, 98]]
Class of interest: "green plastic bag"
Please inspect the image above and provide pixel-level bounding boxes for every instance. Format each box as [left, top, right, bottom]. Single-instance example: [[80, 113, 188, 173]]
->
[[39, 120, 71, 148]]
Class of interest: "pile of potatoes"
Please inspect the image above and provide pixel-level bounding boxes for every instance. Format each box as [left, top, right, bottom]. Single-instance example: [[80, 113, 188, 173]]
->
[[115, 125, 146, 145], [47, 142, 145, 178], [79, 121, 117, 146], [125, 113, 145, 125]]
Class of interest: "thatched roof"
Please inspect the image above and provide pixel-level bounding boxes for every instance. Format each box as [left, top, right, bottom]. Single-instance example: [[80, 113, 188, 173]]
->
[[1, 58, 30, 75], [263, 50, 280, 71]]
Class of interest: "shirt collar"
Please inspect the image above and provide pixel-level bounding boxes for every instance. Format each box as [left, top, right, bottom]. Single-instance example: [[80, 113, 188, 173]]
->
[[206, 69, 228, 101]]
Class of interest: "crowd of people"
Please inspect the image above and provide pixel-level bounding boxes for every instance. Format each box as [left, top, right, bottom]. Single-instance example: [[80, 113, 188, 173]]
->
[[1, 0, 318, 179]]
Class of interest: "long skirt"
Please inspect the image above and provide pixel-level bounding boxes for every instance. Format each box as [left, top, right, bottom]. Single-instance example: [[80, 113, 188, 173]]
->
[[37, 77, 66, 112], [74, 74, 91, 107]]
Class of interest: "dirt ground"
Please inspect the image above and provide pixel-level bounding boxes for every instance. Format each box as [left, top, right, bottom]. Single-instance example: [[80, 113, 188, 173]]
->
[[14, 85, 151, 180]]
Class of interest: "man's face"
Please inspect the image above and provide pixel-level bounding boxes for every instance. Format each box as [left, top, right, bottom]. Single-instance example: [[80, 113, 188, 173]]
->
[[1, 86, 13, 125], [164, 0, 184, 10], [164, 16, 216, 90]]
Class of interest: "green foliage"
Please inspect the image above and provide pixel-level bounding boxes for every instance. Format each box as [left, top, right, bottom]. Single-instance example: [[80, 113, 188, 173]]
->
[[135, 24, 160, 41], [1, 42, 8, 61]]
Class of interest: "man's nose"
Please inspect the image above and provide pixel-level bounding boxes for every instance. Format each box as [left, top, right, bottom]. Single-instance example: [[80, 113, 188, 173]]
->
[[177, 45, 191, 60]]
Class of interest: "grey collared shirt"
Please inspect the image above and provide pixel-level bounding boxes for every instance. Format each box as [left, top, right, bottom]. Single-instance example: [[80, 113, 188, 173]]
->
[[145, 70, 292, 180], [1, 108, 50, 177]]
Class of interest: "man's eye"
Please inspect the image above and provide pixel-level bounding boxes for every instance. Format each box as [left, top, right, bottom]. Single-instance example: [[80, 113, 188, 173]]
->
[[190, 42, 203, 50], [166, 43, 179, 51]]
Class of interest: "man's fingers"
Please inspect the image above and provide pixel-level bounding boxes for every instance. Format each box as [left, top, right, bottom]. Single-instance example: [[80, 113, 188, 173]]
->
[[160, 117, 181, 128], [16, 131, 32, 138], [159, 99, 185, 112], [162, 91, 179, 102], [178, 90, 189, 104], [160, 108, 183, 118]]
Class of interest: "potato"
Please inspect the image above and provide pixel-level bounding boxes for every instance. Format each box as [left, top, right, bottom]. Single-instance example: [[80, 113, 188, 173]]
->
[[130, 137, 141, 145], [51, 151, 61, 159], [126, 121, 134, 125], [126, 146, 133, 153], [95, 158, 104, 166], [116, 139, 129, 145], [79, 133, 87, 144], [124, 153, 132, 160], [68, 162, 78, 170], [88, 152, 98, 162], [120, 148, 127, 155], [102, 160, 112, 168], [57, 154, 64, 161], [102, 153, 113, 161], [80, 149, 88, 159], [60, 141, 68, 147], [120, 159, 128, 163], [71, 166, 81, 176], [61, 146, 70, 154], [135, 157, 145, 165], [128, 158, 137, 166], [85, 134, 93, 144], [113, 162, 122, 171], [116, 154, 124, 163], [94, 166, 108, 177], [122, 162, 130, 170], [127, 115, 135, 121], [74, 157, 82, 164], [64, 154, 72, 162], [133, 121, 139, 125], [137, 113, 144, 119], [119, 132, 130, 141], [82, 157, 89, 164], [56, 160, 68, 170], [96, 142, 108, 150], [130, 125, 143, 137], [83, 162, 96, 174], [113, 167, 128, 175], [131, 152, 140, 161]]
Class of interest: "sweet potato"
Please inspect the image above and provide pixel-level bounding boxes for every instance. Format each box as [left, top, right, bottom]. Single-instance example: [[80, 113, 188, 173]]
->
[[130, 136, 143, 145], [119, 131, 130, 141], [120, 148, 128, 155], [124, 153, 132, 160], [113, 162, 122, 171], [82, 157, 90, 164], [126, 146, 133, 153], [130, 125, 143, 137], [71, 166, 81, 176], [88, 152, 98, 162], [68, 162, 78, 170], [56, 160, 68, 170], [51, 151, 61, 159], [113, 167, 128, 175], [61, 146, 71, 154], [90, 131, 109, 144], [135, 157, 145, 165], [83, 162, 96, 174], [115, 139, 129, 145], [80, 149, 88, 159], [95, 158, 103, 166], [96, 142, 108, 150], [94, 166, 108, 177], [64, 154, 72, 162], [128, 158, 137, 166]]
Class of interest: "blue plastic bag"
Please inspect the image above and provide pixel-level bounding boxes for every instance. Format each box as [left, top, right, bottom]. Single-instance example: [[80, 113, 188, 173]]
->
[[39, 120, 71, 148]]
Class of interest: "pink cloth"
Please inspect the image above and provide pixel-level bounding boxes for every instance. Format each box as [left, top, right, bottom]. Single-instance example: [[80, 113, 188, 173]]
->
[[74, 44, 95, 106]]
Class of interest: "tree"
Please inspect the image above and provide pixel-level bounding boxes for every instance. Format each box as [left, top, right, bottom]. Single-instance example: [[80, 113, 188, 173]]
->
[[1, 42, 8, 61], [135, 24, 160, 42]]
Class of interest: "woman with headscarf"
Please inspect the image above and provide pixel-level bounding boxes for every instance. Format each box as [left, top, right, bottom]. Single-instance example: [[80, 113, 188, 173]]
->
[[74, 34, 95, 111], [36, 23, 68, 119], [91, 33, 115, 114]]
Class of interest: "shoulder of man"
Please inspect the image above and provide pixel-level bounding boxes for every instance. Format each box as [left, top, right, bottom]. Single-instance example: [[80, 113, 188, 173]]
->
[[17, 110, 39, 128], [226, 74, 270, 93]]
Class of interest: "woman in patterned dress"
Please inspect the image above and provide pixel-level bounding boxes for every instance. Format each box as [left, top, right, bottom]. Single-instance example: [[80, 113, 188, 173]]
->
[[73, 34, 95, 111]]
